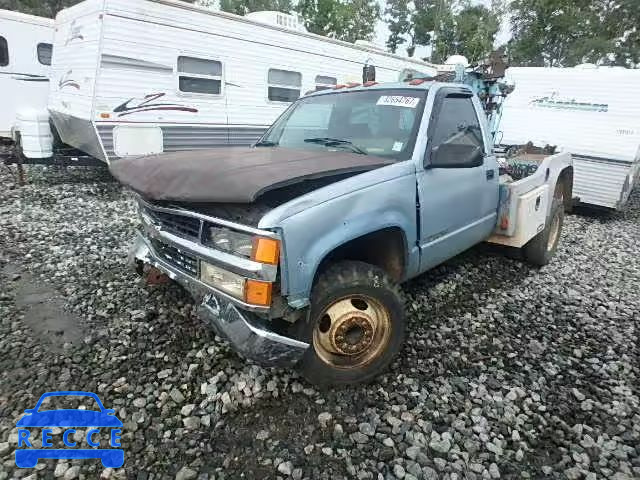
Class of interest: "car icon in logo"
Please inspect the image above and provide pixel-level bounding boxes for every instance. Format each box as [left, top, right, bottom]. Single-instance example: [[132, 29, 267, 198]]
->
[[15, 391, 124, 469]]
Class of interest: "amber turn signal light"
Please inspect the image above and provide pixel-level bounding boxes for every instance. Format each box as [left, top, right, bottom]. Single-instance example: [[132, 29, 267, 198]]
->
[[244, 280, 272, 306], [251, 237, 280, 265]]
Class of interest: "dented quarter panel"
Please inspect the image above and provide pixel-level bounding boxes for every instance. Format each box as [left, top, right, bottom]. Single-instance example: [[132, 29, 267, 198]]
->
[[259, 161, 419, 307]]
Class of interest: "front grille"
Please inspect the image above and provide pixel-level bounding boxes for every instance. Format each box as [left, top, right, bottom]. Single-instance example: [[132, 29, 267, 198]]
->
[[146, 208, 201, 239], [151, 239, 199, 276]]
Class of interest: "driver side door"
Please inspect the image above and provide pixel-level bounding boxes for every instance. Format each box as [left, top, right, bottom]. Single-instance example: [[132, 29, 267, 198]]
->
[[417, 89, 499, 271]]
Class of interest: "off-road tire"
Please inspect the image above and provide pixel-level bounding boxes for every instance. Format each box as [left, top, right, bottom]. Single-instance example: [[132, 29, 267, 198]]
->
[[522, 198, 564, 266], [297, 261, 406, 386]]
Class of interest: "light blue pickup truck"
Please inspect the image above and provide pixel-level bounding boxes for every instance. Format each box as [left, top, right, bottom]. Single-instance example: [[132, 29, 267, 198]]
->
[[121, 73, 573, 385]]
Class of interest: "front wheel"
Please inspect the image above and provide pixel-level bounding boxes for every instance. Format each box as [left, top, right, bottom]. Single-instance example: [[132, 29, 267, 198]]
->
[[296, 261, 406, 386], [522, 198, 564, 266]]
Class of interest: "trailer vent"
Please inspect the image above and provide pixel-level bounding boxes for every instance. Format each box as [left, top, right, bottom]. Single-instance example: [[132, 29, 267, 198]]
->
[[245, 11, 307, 32]]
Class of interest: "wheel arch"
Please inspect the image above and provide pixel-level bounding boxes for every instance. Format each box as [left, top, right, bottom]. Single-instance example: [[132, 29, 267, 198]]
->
[[310, 226, 409, 292], [556, 165, 574, 212]]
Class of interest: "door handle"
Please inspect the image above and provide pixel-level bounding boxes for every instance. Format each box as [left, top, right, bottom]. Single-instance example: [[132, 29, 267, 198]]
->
[[486, 169, 495, 180]]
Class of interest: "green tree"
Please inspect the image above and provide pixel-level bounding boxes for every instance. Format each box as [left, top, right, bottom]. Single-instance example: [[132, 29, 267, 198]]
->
[[508, 0, 598, 66], [385, 0, 501, 63], [507, 0, 640, 67], [339, 0, 380, 42], [384, 0, 411, 54], [0, 0, 79, 17], [598, 0, 640, 67], [297, 0, 380, 42], [1, 0, 201, 17], [448, 4, 500, 63], [384, 0, 443, 57], [218, 0, 293, 16]]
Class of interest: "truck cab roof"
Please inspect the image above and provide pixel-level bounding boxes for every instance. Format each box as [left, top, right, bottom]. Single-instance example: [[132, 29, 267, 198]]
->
[[305, 80, 473, 97]]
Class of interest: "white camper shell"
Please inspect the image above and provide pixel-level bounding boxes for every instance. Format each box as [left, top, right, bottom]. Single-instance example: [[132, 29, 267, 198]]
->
[[499, 67, 640, 209], [48, 0, 443, 164], [0, 10, 53, 151]]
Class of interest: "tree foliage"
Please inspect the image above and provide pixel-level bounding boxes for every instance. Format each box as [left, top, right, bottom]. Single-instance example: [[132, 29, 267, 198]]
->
[[296, 0, 380, 42], [384, 0, 436, 57], [4, 0, 638, 67], [1, 0, 200, 17], [385, 0, 501, 63], [218, 0, 293, 16], [508, 0, 640, 67], [0, 0, 78, 17], [449, 4, 500, 63]]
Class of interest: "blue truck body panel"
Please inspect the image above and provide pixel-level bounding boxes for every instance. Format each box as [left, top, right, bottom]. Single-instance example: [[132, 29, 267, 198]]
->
[[260, 160, 419, 306]]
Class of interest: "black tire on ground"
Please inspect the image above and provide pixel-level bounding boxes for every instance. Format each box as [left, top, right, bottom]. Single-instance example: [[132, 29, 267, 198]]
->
[[296, 261, 406, 386], [522, 198, 564, 266]]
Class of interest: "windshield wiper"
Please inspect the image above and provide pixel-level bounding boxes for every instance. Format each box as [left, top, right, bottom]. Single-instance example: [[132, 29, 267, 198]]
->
[[304, 137, 367, 155], [254, 140, 277, 147]]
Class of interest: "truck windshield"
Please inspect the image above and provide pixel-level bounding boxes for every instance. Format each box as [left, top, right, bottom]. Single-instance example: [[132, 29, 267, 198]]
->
[[259, 89, 428, 160]]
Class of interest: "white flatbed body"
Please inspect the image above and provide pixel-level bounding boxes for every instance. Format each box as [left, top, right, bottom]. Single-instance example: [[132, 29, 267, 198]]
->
[[488, 152, 573, 247]]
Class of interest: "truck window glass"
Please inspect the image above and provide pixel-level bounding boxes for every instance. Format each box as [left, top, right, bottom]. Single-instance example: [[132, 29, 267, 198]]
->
[[285, 103, 333, 130], [430, 96, 484, 166], [268, 68, 301, 102], [0, 37, 8, 67], [263, 89, 427, 160], [178, 56, 222, 95], [37, 43, 53, 66]]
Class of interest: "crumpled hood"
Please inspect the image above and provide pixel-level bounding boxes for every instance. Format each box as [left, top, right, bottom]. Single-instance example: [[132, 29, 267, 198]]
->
[[109, 147, 394, 203]]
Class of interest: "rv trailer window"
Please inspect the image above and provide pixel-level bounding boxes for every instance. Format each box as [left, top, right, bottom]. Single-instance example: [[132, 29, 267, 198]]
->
[[315, 75, 337, 90], [178, 56, 222, 95], [268, 68, 301, 102], [37, 43, 53, 66], [0, 37, 8, 67]]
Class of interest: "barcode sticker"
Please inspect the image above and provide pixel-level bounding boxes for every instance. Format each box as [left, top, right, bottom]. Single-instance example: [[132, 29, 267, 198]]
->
[[376, 95, 421, 108]]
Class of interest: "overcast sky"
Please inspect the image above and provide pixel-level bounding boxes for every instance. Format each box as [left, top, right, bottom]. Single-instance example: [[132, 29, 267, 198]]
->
[[373, 0, 512, 60]]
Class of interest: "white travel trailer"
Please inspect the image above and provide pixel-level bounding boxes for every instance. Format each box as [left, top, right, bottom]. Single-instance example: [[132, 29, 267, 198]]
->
[[46, 0, 443, 164], [0, 10, 53, 152], [499, 67, 640, 209]]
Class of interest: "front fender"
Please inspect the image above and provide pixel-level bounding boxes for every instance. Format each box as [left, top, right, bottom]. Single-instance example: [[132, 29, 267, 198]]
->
[[273, 172, 419, 308]]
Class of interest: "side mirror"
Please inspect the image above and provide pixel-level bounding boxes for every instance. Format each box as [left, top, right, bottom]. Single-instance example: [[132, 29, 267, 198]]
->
[[430, 143, 483, 168]]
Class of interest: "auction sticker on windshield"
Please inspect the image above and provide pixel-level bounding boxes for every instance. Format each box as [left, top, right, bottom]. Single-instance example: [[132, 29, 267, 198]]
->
[[376, 96, 420, 108]]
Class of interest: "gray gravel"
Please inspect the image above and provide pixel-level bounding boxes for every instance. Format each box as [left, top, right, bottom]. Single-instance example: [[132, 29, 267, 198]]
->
[[0, 165, 638, 480]]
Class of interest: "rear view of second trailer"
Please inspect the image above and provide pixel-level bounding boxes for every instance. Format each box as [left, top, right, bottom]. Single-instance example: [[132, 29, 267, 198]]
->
[[0, 10, 53, 158], [499, 67, 640, 209]]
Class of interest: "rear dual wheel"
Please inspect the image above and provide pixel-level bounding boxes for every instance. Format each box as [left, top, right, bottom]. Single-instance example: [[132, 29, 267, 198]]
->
[[297, 261, 406, 386]]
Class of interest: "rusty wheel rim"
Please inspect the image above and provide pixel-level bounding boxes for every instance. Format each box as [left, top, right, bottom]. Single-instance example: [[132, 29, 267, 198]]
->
[[313, 295, 392, 369]]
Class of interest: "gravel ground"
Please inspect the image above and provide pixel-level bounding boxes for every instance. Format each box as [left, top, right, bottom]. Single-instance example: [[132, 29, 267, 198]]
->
[[0, 165, 638, 480]]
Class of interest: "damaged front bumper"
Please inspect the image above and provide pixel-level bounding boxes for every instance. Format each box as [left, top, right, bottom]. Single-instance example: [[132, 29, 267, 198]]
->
[[129, 233, 309, 367]]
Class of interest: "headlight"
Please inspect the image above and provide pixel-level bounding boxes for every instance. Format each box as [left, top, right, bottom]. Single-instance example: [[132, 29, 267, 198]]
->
[[204, 225, 280, 265], [205, 226, 253, 257], [200, 261, 273, 306], [200, 262, 245, 299]]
